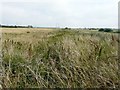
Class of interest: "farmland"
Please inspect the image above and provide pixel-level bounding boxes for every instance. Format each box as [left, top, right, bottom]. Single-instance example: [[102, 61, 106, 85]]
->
[[1, 28, 119, 88]]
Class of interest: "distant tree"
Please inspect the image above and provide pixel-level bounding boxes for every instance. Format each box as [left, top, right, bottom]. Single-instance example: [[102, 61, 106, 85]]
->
[[65, 27, 68, 29], [28, 25, 33, 28], [64, 27, 71, 30], [15, 25, 17, 28], [104, 28, 113, 32], [98, 28, 113, 32], [98, 28, 104, 32]]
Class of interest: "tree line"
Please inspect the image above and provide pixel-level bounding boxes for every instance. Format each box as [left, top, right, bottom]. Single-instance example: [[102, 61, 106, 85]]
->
[[0, 24, 33, 28]]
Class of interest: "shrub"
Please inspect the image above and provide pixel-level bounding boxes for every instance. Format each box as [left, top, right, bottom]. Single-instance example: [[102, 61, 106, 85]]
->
[[98, 28, 113, 32], [27, 31, 30, 33], [65, 27, 68, 29], [64, 27, 71, 30], [104, 28, 113, 32], [98, 28, 104, 32]]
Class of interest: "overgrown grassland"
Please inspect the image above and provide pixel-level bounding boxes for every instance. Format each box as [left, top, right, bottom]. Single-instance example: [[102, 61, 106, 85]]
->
[[1, 28, 119, 88]]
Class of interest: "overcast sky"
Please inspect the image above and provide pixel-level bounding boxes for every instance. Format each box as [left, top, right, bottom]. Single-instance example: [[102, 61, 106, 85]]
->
[[0, 0, 119, 28]]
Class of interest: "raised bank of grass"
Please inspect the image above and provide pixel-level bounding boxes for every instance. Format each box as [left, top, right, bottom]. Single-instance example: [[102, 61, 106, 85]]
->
[[1, 29, 119, 88]]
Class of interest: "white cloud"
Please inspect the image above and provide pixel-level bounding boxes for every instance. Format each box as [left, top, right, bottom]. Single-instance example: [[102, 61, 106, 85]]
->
[[0, 0, 119, 28]]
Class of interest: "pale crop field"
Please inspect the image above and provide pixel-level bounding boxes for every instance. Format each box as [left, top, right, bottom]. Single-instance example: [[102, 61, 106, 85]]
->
[[1, 28, 119, 88], [2, 28, 54, 33], [2, 28, 55, 43]]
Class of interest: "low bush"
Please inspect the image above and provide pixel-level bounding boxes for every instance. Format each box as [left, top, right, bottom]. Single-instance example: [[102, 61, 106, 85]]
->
[[98, 28, 104, 32], [104, 28, 113, 32], [98, 28, 113, 32]]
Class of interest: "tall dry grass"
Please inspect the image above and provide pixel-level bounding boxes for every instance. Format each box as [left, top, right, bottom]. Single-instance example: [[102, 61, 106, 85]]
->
[[1, 29, 119, 88]]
